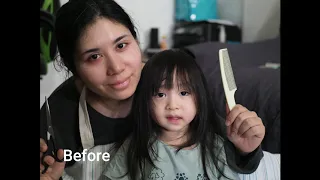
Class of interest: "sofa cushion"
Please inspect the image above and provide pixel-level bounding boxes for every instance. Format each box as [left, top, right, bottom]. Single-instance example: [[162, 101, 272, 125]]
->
[[185, 39, 280, 153]]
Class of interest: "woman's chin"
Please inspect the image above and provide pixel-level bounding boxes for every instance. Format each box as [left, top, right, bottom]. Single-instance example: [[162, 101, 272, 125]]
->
[[109, 87, 136, 101]]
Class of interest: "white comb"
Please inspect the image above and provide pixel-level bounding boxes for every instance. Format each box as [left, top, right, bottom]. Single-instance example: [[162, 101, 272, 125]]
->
[[219, 48, 237, 111]]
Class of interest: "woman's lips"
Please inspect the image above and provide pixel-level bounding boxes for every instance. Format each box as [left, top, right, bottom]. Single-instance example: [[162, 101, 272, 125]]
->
[[109, 77, 130, 90]]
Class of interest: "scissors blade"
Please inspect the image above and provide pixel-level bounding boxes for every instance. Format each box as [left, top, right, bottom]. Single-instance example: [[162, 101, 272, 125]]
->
[[45, 96, 55, 139]]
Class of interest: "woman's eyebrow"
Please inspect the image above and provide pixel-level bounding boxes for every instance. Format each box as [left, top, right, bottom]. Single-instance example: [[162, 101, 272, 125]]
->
[[81, 34, 129, 55], [113, 34, 128, 44], [82, 48, 99, 55]]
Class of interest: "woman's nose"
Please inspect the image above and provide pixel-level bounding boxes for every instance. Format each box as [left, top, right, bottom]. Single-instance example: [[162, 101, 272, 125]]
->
[[106, 54, 125, 76]]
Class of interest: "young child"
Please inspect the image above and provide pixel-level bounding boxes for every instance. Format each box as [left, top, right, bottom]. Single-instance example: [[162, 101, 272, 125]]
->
[[103, 49, 265, 180]]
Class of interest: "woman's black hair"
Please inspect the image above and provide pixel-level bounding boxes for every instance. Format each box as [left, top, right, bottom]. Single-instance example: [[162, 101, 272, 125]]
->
[[126, 49, 231, 179], [54, 0, 137, 76]]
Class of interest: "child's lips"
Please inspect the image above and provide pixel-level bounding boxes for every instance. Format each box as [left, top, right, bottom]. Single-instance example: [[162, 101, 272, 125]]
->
[[166, 116, 182, 122]]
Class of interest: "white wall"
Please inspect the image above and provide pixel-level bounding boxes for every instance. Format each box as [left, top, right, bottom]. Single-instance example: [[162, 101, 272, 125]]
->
[[217, 0, 244, 28], [242, 0, 280, 42], [114, 0, 174, 50], [60, 0, 67, 6]]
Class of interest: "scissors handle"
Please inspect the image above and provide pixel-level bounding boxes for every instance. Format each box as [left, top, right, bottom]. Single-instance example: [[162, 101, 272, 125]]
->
[[41, 137, 64, 174]]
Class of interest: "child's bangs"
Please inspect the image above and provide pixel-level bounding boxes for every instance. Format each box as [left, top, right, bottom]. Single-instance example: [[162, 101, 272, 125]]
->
[[153, 65, 194, 93], [149, 49, 197, 94]]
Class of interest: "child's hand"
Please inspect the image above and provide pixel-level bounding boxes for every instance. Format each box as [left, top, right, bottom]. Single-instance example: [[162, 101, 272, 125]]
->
[[225, 104, 265, 154]]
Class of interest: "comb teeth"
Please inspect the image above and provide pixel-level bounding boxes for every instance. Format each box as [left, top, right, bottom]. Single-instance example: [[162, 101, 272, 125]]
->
[[222, 50, 237, 90]]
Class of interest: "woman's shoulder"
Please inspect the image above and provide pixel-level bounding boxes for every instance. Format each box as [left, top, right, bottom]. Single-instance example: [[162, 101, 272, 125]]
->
[[41, 76, 81, 121], [41, 76, 80, 110], [40, 76, 81, 148], [50, 76, 80, 102]]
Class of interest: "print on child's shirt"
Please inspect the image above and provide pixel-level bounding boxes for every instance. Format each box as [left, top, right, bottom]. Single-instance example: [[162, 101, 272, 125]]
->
[[148, 168, 209, 180], [148, 168, 165, 180], [196, 173, 208, 180], [175, 173, 188, 180]]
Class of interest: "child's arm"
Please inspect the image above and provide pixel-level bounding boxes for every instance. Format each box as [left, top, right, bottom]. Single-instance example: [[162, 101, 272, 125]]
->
[[224, 140, 263, 174], [216, 122, 263, 174], [216, 104, 265, 174]]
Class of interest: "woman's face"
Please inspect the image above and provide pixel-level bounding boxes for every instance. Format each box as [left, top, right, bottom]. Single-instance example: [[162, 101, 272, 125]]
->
[[75, 18, 142, 101]]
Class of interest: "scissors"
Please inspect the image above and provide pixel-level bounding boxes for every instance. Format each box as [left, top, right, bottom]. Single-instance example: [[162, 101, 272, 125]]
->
[[41, 96, 63, 174]]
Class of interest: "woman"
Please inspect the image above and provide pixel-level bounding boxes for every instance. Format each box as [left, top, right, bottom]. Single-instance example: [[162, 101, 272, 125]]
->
[[40, 0, 264, 180]]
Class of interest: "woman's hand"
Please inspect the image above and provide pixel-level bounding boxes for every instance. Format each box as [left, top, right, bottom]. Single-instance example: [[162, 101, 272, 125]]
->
[[40, 138, 65, 180], [225, 104, 265, 154]]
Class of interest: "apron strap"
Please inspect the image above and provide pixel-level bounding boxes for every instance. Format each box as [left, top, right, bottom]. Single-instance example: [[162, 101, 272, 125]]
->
[[78, 87, 94, 150]]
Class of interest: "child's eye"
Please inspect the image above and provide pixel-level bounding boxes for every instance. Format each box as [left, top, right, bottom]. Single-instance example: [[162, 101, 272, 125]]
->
[[116, 43, 127, 49], [180, 91, 189, 96], [156, 93, 166, 98]]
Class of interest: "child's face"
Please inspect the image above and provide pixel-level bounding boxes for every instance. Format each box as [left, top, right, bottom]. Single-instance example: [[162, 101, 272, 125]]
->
[[152, 75, 197, 134]]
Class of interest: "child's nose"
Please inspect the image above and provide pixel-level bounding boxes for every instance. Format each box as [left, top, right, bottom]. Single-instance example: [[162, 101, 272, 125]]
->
[[166, 96, 179, 110]]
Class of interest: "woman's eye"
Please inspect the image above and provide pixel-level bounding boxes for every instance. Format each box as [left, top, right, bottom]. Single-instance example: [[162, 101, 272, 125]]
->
[[180, 91, 189, 96], [90, 54, 101, 60], [117, 43, 127, 49]]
